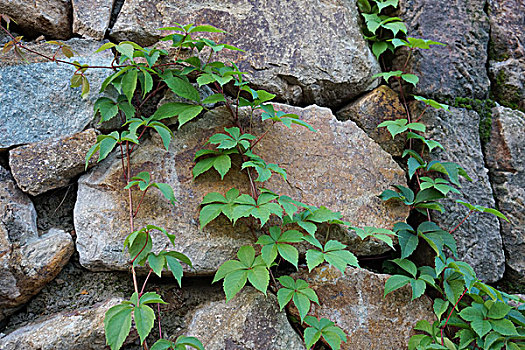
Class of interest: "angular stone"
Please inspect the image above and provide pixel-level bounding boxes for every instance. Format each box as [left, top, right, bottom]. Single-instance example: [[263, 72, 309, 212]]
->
[[487, 0, 524, 109], [0, 0, 72, 39], [485, 106, 525, 283], [74, 104, 408, 273], [0, 298, 122, 350], [395, 0, 490, 100], [110, 0, 380, 107], [185, 287, 305, 350], [291, 266, 435, 349], [419, 105, 505, 282], [0, 39, 113, 150], [9, 129, 98, 196], [489, 58, 525, 111], [336, 85, 406, 157], [0, 167, 74, 322], [72, 0, 115, 40]]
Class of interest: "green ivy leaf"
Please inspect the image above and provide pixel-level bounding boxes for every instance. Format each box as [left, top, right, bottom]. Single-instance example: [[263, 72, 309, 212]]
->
[[104, 303, 133, 350], [134, 304, 155, 344], [384, 275, 412, 297], [122, 69, 138, 103], [165, 76, 200, 102]]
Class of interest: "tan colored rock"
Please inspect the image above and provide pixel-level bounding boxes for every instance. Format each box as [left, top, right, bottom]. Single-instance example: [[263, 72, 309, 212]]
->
[[72, 0, 115, 40], [0, 167, 74, 322], [0, 0, 72, 39], [185, 287, 305, 350], [9, 129, 98, 196], [74, 104, 408, 273], [291, 266, 436, 350], [0, 298, 122, 350], [110, 0, 380, 107], [336, 85, 406, 157]]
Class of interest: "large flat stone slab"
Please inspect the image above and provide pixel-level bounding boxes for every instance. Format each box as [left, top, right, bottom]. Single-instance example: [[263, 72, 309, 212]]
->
[[72, 0, 115, 40], [110, 0, 380, 107], [74, 104, 408, 274]]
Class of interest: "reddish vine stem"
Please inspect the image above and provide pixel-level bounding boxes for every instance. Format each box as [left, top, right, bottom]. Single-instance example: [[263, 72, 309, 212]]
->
[[119, 143, 128, 181], [441, 288, 468, 345], [157, 303, 163, 339], [140, 269, 153, 296], [137, 81, 166, 111], [126, 141, 139, 296], [449, 210, 473, 234], [130, 127, 148, 153], [133, 187, 150, 218]]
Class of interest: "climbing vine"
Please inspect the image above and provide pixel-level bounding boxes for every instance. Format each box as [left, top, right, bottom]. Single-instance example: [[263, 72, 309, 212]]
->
[[2, 5, 524, 350]]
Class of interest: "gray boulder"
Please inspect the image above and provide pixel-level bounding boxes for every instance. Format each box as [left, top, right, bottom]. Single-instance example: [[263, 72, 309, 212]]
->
[[0, 0, 72, 39], [0, 167, 74, 322], [0, 39, 113, 150], [110, 0, 380, 107], [419, 105, 505, 282], [485, 106, 525, 283], [9, 129, 98, 196], [0, 298, 122, 350], [72, 0, 115, 40], [395, 0, 490, 100], [185, 287, 305, 350], [487, 0, 525, 110]]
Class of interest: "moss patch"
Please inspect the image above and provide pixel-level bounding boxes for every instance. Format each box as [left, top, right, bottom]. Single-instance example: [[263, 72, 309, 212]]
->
[[453, 97, 496, 145]]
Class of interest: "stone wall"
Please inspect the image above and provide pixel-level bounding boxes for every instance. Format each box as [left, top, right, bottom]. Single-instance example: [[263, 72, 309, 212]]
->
[[0, 0, 523, 349]]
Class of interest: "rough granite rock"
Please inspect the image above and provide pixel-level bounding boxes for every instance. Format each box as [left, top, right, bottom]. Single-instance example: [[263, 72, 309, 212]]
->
[[487, 0, 525, 110], [419, 105, 505, 282], [74, 104, 408, 273], [185, 287, 305, 350], [0, 298, 122, 350], [395, 0, 490, 100], [110, 0, 380, 107], [72, 0, 116, 40], [0, 39, 113, 150], [0, 167, 74, 322], [291, 266, 435, 349], [485, 106, 525, 283], [0, 0, 72, 39], [9, 129, 97, 196], [336, 85, 406, 157]]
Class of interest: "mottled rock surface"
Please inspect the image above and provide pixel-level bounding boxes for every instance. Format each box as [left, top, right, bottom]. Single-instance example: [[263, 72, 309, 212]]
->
[[0, 39, 112, 149], [9, 129, 97, 196], [0, 298, 122, 350], [396, 0, 490, 100], [485, 106, 525, 283], [487, 0, 525, 110], [336, 85, 406, 157], [291, 266, 435, 349], [0, 0, 72, 39], [0, 167, 74, 322], [74, 104, 408, 273], [186, 287, 305, 350], [72, 0, 115, 40], [110, 0, 380, 107], [419, 105, 505, 282]]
